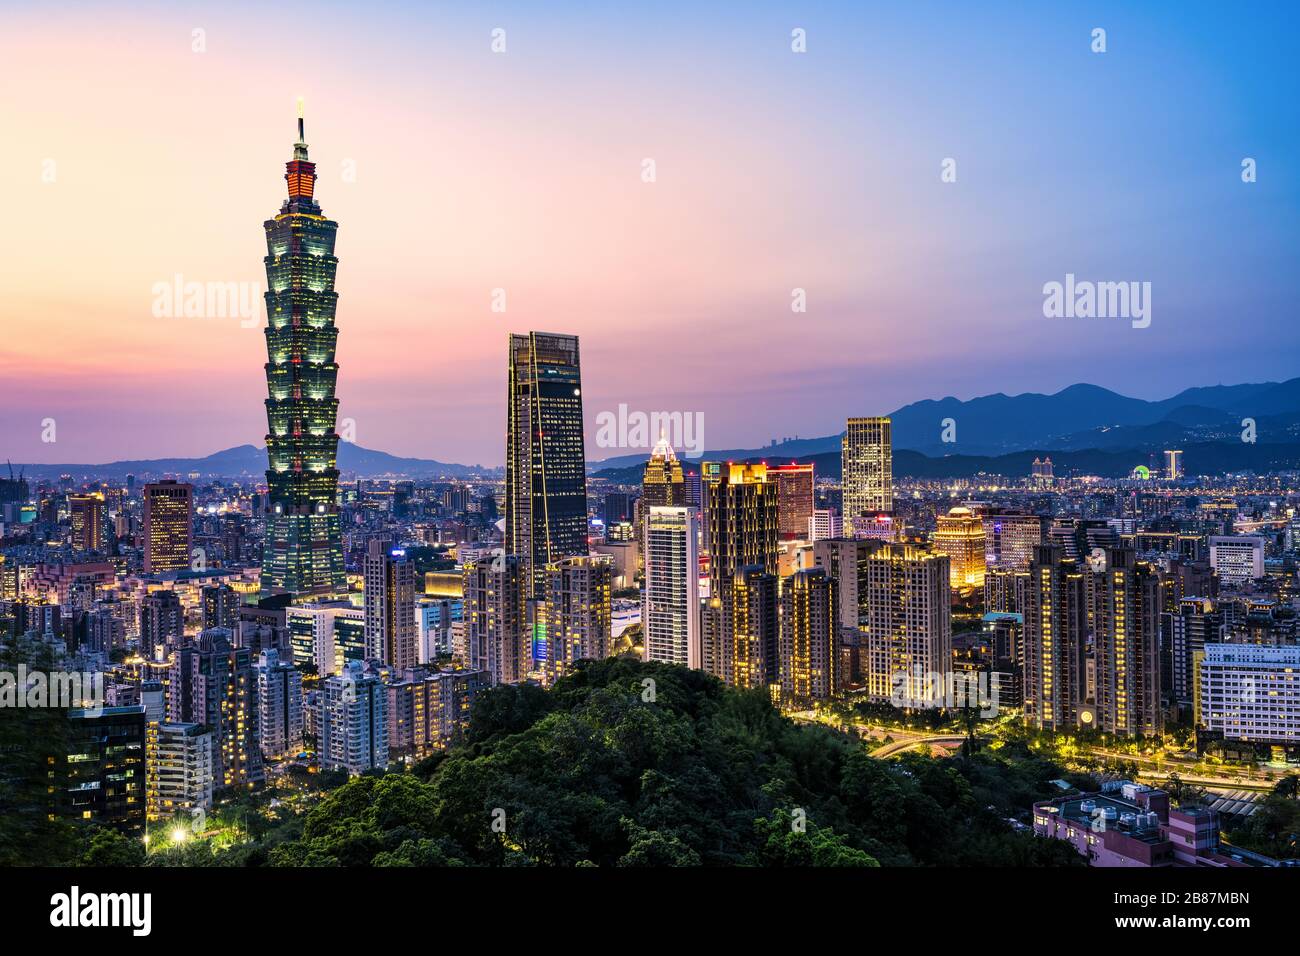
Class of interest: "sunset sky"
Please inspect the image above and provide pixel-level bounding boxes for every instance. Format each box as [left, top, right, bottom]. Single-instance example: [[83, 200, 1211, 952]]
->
[[2, 1, 1297, 466]]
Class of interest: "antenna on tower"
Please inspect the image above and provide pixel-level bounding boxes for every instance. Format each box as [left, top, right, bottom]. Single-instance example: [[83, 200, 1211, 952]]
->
[[296, 96, 305, 142]]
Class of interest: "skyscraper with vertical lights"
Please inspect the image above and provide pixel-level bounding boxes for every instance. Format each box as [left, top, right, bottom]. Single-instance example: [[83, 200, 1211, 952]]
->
[[505, 332, 589, 598], [260, 108, 346, 599], [841, 417, 892, 536]]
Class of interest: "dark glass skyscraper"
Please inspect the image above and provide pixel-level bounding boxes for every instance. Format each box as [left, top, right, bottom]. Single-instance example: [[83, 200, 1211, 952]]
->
[[505, 332, 589, 597], [260, 111, 346, 598]]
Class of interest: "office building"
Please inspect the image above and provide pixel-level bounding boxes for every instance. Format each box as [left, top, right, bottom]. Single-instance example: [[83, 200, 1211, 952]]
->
[[807, 509, 843, 542], [68, 492, 104, 551], [982, 512, 1042, 571], [505, 331, 589, 597], [1195, 643, 1300, 752], [841, 417, 892, 536], [60, 706, 146, 834], [1209, 536, 1265, 585], [771, 462, 814, 540], [260, 111, 347, 599], [286, 601, 365, 677], [642, 433, 686, 508], [933, 506, 986, 592], [1163, 449, 1184, 480], [143, 480, 193, 573]]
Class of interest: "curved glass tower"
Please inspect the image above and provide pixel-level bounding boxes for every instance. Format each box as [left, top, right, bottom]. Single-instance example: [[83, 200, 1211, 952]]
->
[[260, 111, 346, 598]]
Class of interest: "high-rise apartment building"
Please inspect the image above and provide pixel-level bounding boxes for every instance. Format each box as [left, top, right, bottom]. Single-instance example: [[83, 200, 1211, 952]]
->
[[1024, 545, 1162, 737], [541, 555, 613, 685], [858, 542, 951, 705], [146, 721, 215, 822], [363, 540, 418, 670], [140, 589, 184, 655], [463, 554, 529, 684], [643, 506, 701, 668], [169, 631, 264, 789], [778, 568, 838, 705], [841, 417, 892, 536], [260, 111, 346, 599], [255, 648, 304, 760], [143, 480, 193, 573], [318, 660, 388, 775], [505, 332, 589, 597], [807, 509, 843, 542], [385, 667, 489, 761]]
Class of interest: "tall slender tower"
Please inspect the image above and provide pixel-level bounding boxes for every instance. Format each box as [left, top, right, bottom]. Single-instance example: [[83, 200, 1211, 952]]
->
[[505, 332, 589, 598], [260, 106, 346, 599]]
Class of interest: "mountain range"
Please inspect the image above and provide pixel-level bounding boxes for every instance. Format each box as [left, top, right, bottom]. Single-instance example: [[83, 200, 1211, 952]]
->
[[589, 378, 1300, 481], [5, 444, 500, 482], [7, 379, 1300, 483]]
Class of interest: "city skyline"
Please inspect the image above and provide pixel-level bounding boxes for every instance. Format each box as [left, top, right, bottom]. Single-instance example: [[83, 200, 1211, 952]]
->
[[4, 2, 1298, 466]]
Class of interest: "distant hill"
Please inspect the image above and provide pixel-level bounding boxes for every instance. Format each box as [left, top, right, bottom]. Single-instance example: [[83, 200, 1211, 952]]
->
[[6, 444, 499, 481], [591, 441, 1300, 483], [589, 377, 1300, 467]]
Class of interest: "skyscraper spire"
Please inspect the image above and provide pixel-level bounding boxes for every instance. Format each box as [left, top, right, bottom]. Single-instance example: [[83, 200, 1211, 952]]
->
[[294, 96, 309, 161]]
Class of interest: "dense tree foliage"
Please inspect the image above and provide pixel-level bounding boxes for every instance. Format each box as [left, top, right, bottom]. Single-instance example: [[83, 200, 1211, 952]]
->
[[1226, 774, 1300, 860], [258, 658, 1084, 867]]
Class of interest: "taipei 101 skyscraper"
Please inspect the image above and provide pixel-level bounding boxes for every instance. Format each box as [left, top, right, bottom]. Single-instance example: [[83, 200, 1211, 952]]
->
[[260, 105, 346, 599]]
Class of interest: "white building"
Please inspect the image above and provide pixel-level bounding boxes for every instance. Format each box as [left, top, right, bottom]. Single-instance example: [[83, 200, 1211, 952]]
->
[[1196, 643, 1300, 744], [807, 509, 843, 542], [318, 660, 389, 775], [1209, 536, 1265, 585], [255, 648, 304, 760], [642, 506, 701, 668], [146, 721, 214, 821]]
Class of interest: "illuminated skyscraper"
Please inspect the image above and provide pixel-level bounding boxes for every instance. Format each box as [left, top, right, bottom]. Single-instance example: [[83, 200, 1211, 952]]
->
[[841, 417, 892, 536], [363, 540, 418, 670], [857, 541, 950, 705], [1163, 449, 1184, 480], [541, 555, 613, 685], [643, 506, 701, 668], [642, 433, 686, 508], [505, 332, 589, 598], [778, 568, 838, 705], [260, 108, 346, 599], [770, 462, 814, 540], [143, 480, 193, 573], [982, 512, 1043, 572], [933, 506, 986, 592], [701, 463, 780, 685], [68, 492, 104, 551], [463, 554, 529, 684]]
